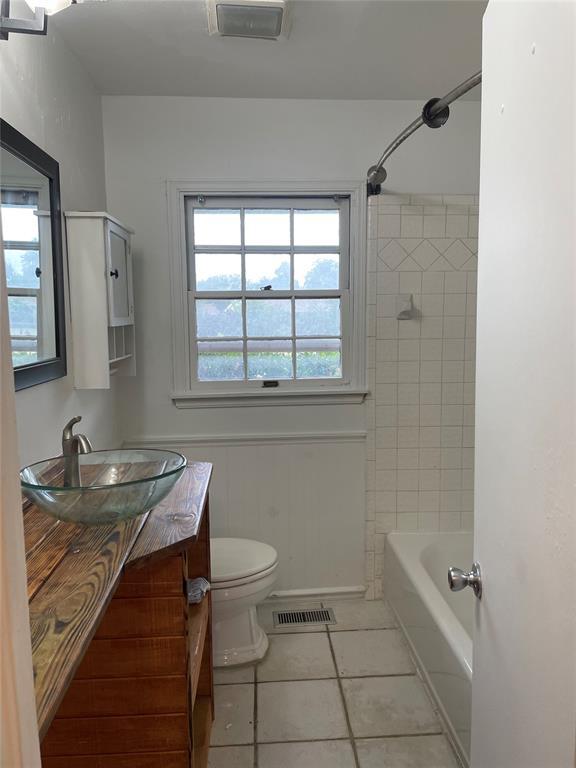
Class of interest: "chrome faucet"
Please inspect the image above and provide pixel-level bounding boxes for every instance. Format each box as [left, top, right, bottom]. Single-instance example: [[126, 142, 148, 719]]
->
[[62, 416, 93, 487]]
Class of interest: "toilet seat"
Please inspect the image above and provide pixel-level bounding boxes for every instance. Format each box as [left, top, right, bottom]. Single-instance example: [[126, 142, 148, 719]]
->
[[211, 538, 278, 587]]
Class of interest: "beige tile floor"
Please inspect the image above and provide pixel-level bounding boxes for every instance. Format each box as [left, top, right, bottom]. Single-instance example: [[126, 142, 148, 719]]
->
[[208, 600, 461, 768]]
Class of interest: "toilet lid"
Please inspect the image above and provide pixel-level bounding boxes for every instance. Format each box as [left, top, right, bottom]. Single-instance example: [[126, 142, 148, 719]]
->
[[211, 538, 278, 583]]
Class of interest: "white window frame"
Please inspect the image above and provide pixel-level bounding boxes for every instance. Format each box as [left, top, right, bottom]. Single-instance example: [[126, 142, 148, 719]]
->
[[167, 180, 367, 408], [1, 183, 44, 364]]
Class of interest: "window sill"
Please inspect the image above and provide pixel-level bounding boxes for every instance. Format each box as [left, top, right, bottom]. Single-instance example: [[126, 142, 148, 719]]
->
[[171, 388, 368, 409]]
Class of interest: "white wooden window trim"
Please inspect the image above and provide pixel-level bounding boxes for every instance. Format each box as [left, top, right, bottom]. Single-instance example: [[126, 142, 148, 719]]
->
[[167, 180, 367, 407]]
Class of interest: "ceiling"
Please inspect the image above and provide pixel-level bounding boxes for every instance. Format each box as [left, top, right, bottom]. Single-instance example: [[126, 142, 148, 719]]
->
[[53, 0, 486, 99]]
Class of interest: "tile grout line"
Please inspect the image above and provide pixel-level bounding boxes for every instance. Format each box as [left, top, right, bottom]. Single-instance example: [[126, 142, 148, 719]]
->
[[326, 627, 361, 768], [253, 664, 258, 768], [214, 731, 446, 749]]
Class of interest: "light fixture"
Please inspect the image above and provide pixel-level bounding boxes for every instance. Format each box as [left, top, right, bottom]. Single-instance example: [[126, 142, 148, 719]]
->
[[0, 0, 101, 40], [207, 0, 290, 40]]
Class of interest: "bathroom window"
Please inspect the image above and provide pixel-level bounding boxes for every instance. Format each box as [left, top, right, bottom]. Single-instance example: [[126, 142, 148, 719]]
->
[[170, 185, 366, 406], [1, 190, 42, 367]]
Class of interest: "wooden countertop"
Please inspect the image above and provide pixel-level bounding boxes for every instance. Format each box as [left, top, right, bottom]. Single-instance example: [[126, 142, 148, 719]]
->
[[24, 461, 212, 739]]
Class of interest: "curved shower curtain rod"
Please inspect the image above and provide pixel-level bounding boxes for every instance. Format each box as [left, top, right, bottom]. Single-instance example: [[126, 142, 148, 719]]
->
[[366, 70, 482, 196]]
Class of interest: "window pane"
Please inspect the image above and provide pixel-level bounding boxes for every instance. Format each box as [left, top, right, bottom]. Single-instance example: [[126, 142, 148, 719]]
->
[[247, 339, 293, 380], [8, 296, 38, 366], [1, 205, 39, 242], [294, 253, 339, 289], [295, 298, 340, 337], [196, 299, 242, 338], [195, 253, 241, 291], [293, 209, 339, 247], [197, 340, 244, 381], [244, 209, 290, 246], [193, 209, 241, 246], [4, 249, 40, 289], [296, 339, 341, 379], [245, 253, 290, 290], [246, 299, 291, 337]]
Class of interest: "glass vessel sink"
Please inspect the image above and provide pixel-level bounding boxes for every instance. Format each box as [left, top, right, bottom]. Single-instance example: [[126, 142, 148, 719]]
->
[[21, 448, 187, 526]]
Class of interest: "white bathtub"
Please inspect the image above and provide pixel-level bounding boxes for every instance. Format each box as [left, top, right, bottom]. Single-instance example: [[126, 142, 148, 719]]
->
[[384, 532, 473, 764]]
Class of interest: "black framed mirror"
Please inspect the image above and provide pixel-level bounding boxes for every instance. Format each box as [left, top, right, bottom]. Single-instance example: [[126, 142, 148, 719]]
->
[[0, 119, 66, 390]]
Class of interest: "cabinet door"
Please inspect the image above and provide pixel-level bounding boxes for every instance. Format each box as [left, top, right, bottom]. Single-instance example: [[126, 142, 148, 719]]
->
[[105, 220, 134, 326]]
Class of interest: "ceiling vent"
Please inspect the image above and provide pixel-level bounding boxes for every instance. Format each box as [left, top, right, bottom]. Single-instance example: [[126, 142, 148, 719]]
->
[[207, 0, 290, 40]]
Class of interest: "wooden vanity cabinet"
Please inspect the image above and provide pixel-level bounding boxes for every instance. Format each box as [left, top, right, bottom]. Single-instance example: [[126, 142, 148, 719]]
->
[[25, 463, 214, 768]]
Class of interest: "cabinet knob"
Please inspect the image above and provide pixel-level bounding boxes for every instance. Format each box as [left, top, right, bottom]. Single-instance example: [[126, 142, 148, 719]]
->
[[110, 269, 119, 279]]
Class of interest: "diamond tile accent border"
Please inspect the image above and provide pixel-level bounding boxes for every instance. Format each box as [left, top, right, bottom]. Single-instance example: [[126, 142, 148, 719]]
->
[[365, 194, 478, 600]]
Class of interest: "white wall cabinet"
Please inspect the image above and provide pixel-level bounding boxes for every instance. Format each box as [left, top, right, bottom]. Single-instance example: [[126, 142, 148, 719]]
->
[[65, 212, 136, 389]]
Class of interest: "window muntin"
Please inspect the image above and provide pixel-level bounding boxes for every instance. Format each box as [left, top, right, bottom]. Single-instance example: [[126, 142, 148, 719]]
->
[[185, 196, 349, 387]]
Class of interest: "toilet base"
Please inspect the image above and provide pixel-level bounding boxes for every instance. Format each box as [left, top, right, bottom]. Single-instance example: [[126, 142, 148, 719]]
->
[[212, 605, 269, 667]]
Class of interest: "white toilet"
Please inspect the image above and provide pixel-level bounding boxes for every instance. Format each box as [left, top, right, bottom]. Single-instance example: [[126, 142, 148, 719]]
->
[[211, 537, 278, 667]]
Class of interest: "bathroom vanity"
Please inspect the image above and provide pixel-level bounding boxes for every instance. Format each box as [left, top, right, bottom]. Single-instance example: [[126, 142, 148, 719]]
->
[[24, 461, 213, 767]]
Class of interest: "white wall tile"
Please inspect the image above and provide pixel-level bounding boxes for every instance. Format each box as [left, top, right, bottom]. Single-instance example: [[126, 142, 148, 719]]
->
[[375, 428, 398, 449], [375, 491, 396, 512], [397, 320, 421, 339], [397, 491, 419, 512], [376, 340, 398, 362], [420, 404, 441, 426], [419, 490, 440, 511], [376, 406, 398, 427], [398, 340, 420, 361], [419, 469, 441, 491], [377, 271, 400, 295], [420, 360, 442, 382], [397, 448, 419, 469], [400, 215, 423, 238], [420, 382, 441, 404], [379, 215, 401, 238], [375, 383, 398, 404], [397, 427, 419, 448], [421, 318, 443, 339], [421, 295, 444, 315], [443, 294, 467, 316], [397, 469, 419, 491], [441, 490, 461, 513], [377, 295, 398, 317], [445, 215, 469, 237], [420, 340, 443, 361], [442, 339, 465, 361], [376, 449, 397, 470], [376, 362, 398, 383], [423, 215, 446, 238], [376, 318, 398, 340], [419, 448, 441, 469], [417, 512, 440, 531], [397, 382, 419, 404], [398, 362, 420, 382], [419, 427, 441, 447], [422, 272, 445, 293], [365, 200, 477, 598], [444, 271, 468, 293], [399, 272, 422, 294]]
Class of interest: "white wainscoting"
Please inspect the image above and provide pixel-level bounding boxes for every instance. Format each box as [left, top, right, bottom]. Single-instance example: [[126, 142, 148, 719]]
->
[[125, 432, 366, 595]]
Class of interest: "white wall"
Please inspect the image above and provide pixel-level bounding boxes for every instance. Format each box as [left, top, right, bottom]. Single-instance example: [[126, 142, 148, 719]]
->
[[102, 96, 480, 443], [102, 96, 480, 593], [0, 2, 119, 465]]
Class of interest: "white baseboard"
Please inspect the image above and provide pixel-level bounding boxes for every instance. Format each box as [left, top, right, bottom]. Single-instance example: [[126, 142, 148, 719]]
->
[[268, 585, 366, 602]]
